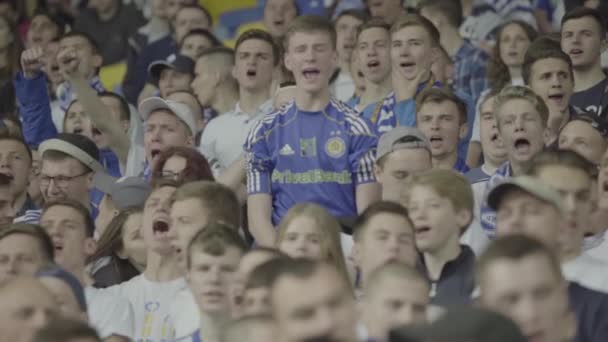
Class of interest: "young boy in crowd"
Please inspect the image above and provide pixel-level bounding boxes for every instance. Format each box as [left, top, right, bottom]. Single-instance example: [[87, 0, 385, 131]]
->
[[332, 10, 366, 102], [185, 223, 247, 342], [366, 0, 408, 26], [405, 169, 475, 306], [374, 126, 432, 201], [168, 181, 241, 338], [269, 259, 359, 342], [523, 37, 578, 145], [415, 88, 470, 173], [179, 28, 221, 61], [376, 14, 442, 133], [263, 0, 298, 39], [148, 53, 195, 98], [191, 47, 239, 125], [352, 201, 418, 294], [477, 235, 577, 342], [100, 180, 188, 341], [244, 15, 378, 247], [199, 30, 277, 177], [419, 0, 489, 103], [561, 7, 608, 119], [353, 19, 393, 122], [0, 135, 36, 218], [527, 150, 608, 293], [487, 176, 608, 342], [0, 224, 54, 285], [480, 85, 549, 238], [39, 200, 134, 341], [463, 89, 507, 255], [241, 258, 286, 317], [559, 113, 608, 166], [361, 262, 430, 342]]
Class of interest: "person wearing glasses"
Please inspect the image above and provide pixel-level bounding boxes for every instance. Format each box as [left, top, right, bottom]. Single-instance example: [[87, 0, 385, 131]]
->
[[15, 133, 110, 224]]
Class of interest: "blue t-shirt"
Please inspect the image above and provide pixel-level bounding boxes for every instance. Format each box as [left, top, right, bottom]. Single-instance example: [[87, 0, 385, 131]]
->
[[569, 282, 608, 342], [244, 98, 378, 225]]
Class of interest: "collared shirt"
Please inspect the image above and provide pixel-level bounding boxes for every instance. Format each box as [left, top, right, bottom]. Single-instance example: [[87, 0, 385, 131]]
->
[[245, 98, 378, 225], [417, 245, 476, 307], [452, 39, 489, 103], [199, 100, 273, 176]]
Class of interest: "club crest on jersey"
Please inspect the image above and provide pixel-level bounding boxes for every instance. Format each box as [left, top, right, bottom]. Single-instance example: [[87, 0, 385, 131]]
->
[[325, 137, 345, 158]]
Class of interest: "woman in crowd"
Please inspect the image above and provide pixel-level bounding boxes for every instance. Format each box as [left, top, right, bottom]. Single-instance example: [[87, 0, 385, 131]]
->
[[487, 20, 537, 89], [150, 146, 214, 185], [89, 207, 145, 288]]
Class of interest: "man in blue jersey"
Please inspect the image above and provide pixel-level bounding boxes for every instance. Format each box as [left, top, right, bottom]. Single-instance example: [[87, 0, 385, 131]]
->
[[352, 19, 393, 123], [244, 15, 379, 247], [376, 14, 442, 133], [415, 88, 470, 173]]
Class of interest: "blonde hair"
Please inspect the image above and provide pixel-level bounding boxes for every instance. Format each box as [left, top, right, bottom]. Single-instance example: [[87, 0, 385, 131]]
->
[[173, 181, 240, 228], [406, 169, 474, 232], [276, 203, 352, 289], [493, 85, 549, 128]]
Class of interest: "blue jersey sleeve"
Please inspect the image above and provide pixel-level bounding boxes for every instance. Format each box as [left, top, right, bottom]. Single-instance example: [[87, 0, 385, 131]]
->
[[346, 117, 378, 185], [244, 119, 273, 194], [14, 71, 58, 147]]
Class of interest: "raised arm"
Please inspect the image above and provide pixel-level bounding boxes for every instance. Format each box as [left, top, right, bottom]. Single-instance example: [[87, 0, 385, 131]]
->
[[58, 48, 131, 164]]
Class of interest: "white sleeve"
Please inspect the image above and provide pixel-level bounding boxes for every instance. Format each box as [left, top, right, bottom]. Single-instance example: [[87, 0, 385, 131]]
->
[[86, 289, 135, 339], [198, 121, 222, 177]]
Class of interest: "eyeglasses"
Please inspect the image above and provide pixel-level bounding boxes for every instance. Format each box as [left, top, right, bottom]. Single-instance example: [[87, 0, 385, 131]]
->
[[40, 170, 91, 188]]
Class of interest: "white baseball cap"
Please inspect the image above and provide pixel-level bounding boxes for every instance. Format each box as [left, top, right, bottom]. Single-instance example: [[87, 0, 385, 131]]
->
[[138, 97, 197, 136]]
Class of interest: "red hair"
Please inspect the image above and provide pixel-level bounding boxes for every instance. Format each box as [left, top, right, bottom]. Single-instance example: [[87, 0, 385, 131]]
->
[[151, 146, 214, 184]]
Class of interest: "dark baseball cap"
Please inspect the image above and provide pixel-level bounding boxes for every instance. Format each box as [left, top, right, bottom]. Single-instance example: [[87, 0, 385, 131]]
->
[[148, 53, 195, 85], [390, 306, 527, 342]]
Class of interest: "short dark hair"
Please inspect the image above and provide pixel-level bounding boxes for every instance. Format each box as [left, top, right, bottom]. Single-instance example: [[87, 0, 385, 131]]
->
[[522, 37, 573, 85], [356, 17, 391, 40], [561, 6, 606, 38], [99, 91, 131, 122], [335, 9, 368, 24], [180, 28, 222, 49], [416, 87, 468, 124], [235, 29, 281, 66], [32, 318, 101, 342], [245, 257, 290, 290], [477, 235, 563, 286], [42, 199, 96, 237], [0, 133, 32, 163], [284, 15, 337, 50], [176, 4, 213, 27], [0, 224, 54, 262], [418, 0, 463, 27], [353, 201, 413, 241], [60, 31, 101, 55], [527, 149, 596, 178], [187, 222, 248, 268], [390, 14, 440, 47], [31, 9, 66, 37]]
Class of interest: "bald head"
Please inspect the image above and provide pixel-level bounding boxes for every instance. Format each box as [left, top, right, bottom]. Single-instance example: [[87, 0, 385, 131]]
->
[[0, 277, 57, 342]]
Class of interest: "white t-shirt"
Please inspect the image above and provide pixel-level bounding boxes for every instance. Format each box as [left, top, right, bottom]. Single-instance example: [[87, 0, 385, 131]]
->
[[331, 70, 355, 103], [199, 101, 272, 177], [584, 232, 608, 265], [168, 288, 200, 339], [100, 274, 188, 341], [562, 254, 608, 293], [85, 287, 135, 339], [461, 175, 493, 256]]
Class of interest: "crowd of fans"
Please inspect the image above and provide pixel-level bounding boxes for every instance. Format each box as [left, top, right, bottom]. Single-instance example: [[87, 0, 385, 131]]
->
[[1, 0, 608, 341]]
